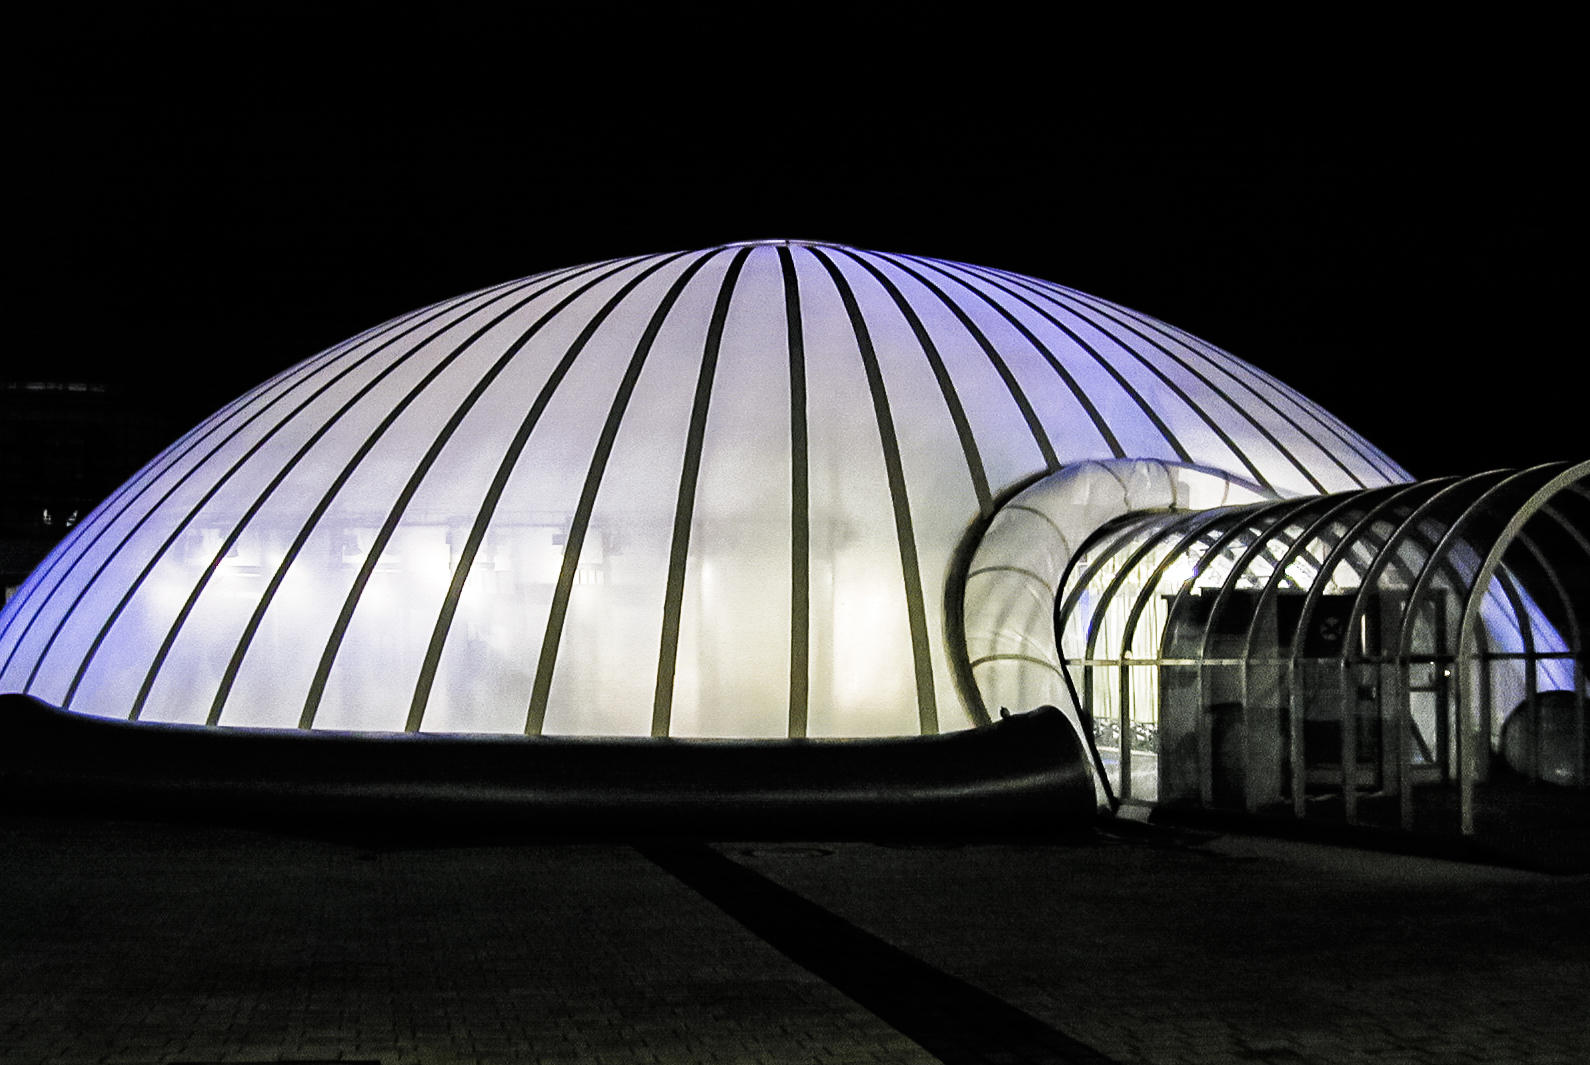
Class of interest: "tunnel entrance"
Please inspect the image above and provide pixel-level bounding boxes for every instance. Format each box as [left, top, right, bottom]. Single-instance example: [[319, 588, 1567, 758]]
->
[[1054, 461, 1589, 834]]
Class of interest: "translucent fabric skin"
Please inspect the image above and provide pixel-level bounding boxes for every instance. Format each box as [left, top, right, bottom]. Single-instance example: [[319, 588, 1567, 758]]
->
[[0, 241, 1404, 737]]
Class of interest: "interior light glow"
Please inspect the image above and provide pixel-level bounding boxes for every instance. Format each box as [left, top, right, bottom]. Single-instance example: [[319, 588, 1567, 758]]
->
[[0, 242, 1406, 737]]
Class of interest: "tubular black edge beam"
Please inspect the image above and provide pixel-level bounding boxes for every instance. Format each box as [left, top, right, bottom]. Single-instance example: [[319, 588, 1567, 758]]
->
[[0, 695, 1094, 834]]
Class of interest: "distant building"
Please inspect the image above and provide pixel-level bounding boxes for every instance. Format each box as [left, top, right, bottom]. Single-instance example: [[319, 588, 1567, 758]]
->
[[1, 381, 173, 600]]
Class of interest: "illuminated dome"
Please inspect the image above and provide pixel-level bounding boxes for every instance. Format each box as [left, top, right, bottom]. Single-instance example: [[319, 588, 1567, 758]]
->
[[0, 241, 1405, 738]]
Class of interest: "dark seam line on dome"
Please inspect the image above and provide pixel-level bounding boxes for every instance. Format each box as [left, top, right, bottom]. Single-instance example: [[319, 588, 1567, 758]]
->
[[1278, 385, 1405, 483], [1277, 376, 1407, 482], [0, 325, 374, 666], [296, 259, 652, 733], [48, 270, 558, 712], [1106, 300, 1403, 486], [1098, 296, 1391, 487], [129, 264, 600, 726], [1054, 285, 1347, 493], [12, 274, 548, 686], [652, 247, 751, 738], [970, 265, 1275, 493], [834, 248, 993, 516], [779, 245, 811, 740], [522, 251, 719, 736], [971, 652, 1069, 673], [1076, 289, 1362, 485], [1099, 463, 1133, 499], [202, 259, 625, 729], [909, 256, 1126, 463], [286, 260, 632, 728], [22, 281, 522, 695], [400, 254, 691, 734], [966, 564, 1057, 587], [939, 260, 1188, 467], [12, 310, 412, 690], [0, 384, 261, 654], [0, 372, 264, 609], [642, 843, 1121, 1065], [4, 354, 338, 680], [998, 273, 1309, 494], [1002, 503, 1071, 545], [991, 268, 1283, 493], [810, 247, 939, 736], [874, 251, 1060, 476]]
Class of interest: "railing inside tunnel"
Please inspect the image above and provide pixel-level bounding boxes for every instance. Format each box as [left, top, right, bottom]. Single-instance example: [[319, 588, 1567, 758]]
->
[[1055, 461, 1590, 836]]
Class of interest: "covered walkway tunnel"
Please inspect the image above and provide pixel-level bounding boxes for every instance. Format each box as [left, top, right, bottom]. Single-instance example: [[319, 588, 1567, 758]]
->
[[1053, 460, 1589, 834]]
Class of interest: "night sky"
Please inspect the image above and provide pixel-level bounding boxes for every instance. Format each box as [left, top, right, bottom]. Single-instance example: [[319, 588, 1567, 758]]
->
[[14, 10, 1580, 483]]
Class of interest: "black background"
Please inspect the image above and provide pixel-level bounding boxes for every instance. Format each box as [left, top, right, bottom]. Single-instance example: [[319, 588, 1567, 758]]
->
[[13, 9, 1580, 482]]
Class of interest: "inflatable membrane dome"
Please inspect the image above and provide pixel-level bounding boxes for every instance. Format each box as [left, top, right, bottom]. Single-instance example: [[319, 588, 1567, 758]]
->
[[0, 240, 1405, 738]]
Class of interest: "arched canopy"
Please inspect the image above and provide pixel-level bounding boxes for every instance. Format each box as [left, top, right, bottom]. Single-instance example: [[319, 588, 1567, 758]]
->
[[1057, 462, 1589, 830]]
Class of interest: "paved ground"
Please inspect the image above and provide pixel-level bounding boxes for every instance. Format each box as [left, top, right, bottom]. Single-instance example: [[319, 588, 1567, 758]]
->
[[1, 812, 1586, 1065]]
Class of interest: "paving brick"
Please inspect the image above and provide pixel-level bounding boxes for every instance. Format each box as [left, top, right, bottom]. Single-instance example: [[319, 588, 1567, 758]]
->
[[0, 815, 937, 1065], [729, 831, 1590, 1065], [5, 812, 1587, 1065]]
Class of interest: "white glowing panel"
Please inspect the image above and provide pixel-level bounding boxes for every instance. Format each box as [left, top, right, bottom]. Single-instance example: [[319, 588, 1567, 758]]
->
[[0, 242, 1405, 737]]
